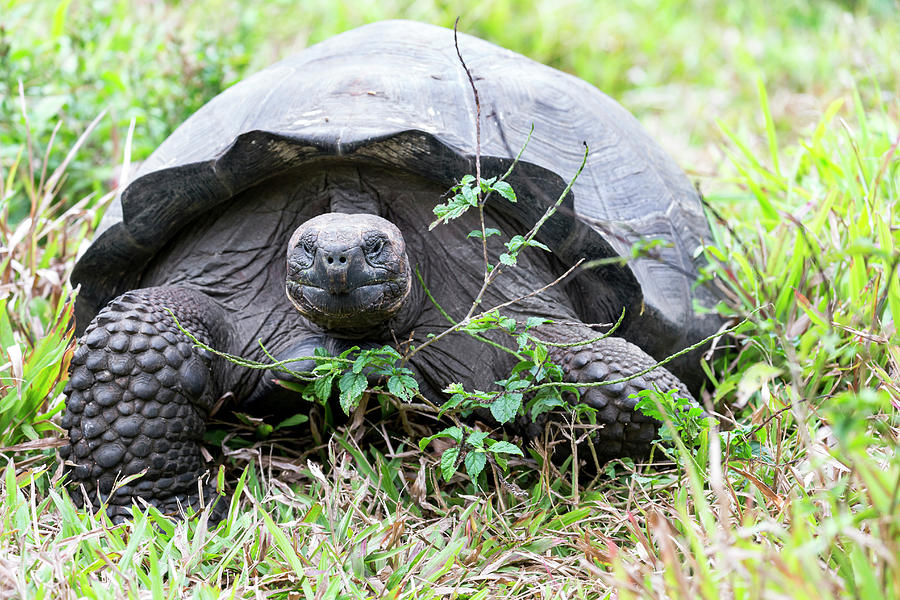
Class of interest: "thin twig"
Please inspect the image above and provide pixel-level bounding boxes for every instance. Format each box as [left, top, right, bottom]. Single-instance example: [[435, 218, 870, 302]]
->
[[453, 18, 489, 280], [527, 312, 754, 393], [165, 308, 338, 379], [402, 259, 584, 365], [461, 143, 590, 326], [414, 267, 523, 360], [453, 17, 480, 197], [530, 307, 627, 348]]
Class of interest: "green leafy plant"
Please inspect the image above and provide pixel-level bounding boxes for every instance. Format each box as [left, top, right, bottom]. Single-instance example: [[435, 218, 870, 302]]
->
[[634, 388, 713, 454], [418, 426, 524, 482]]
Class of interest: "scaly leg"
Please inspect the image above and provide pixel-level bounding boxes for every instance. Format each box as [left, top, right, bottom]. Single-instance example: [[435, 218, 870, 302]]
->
[[59, 286, 233, 521], [549, 335, 694, 462]]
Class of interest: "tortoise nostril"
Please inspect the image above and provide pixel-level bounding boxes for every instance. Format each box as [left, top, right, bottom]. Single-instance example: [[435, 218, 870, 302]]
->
[[327, 257, 334, 265], [339, 256, 346, 264]]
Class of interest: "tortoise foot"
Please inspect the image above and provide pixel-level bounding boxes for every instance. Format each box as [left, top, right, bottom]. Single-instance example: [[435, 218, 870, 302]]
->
[[551, 336, 695, 461], [60, 286, 231, 521]]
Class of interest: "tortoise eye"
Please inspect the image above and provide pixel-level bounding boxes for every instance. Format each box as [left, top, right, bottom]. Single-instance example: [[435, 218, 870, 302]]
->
[[364, 237, 385, 257], [289, 237, 316, 270]]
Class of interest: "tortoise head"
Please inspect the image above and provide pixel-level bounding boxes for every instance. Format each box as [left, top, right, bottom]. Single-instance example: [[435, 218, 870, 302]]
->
[[285, 213, 412, 335]]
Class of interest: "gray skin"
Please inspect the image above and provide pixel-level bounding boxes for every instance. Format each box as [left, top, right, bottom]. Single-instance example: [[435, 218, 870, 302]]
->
[[58, 21, 721, 521]]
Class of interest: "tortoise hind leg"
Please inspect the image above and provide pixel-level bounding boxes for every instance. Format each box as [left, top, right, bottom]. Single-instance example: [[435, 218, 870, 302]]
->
[[59, 286, 233, 522], [546, 333, 695, 463]]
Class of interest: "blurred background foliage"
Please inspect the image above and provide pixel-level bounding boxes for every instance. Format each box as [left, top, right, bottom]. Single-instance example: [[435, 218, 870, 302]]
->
[[2, 0, 898, 220]]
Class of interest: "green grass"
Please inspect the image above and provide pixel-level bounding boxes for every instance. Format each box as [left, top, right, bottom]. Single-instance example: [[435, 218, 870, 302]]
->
[[1, 0, 899, 598]]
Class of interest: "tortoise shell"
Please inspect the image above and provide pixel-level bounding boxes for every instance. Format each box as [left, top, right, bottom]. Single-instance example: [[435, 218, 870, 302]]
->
[[72, 20, 720, 385]]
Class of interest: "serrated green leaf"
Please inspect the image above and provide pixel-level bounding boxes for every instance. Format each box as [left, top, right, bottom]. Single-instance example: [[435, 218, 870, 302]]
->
[[504, 379, 531, 391], [430, 195, 472, 229], [314, 373, 335, 402], [467, 430, 489, 448], [465, 451, 487, 480], [443, 382, 465, 394], [387, 374, 418, 401], [338, 371, 367, 414], [438, 392, 469, 418], [352, 353, 368, 374], [531, 343, 550, 364], [490, 392, 522, 424], [478, 176, 497, 191], [499, 317, 517, 332], [445, 426, 464, 442], [499, 253, 517, 266], [488, 440, 523, 456], [510, 360, 536, 376], [529, 388, 564, 419], [419, 426, 464, 450], [467, 227, 502, 239], [525, 317, 551, 329], [441, 447, 460, 481], [379, 345, 402, 360], [464, 313, 500, 333], [506, 235, 526, 252], [312, 359, 338, 374], [461, 185, 478, 206], [492, 180, 516, 202]]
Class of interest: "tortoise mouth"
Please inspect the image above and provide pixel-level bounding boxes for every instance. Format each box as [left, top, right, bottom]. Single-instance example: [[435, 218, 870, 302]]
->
[[294, 279, 395, 293], [286, 277, 411, 331]]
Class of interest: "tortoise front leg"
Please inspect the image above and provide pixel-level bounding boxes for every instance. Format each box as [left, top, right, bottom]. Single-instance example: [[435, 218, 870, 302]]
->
[[59, 286, 233, 522], [547, 334, 694, 462]]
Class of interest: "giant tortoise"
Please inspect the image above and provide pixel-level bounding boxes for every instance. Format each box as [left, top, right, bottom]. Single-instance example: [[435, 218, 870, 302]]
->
[[59, 21, 722, 519]]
